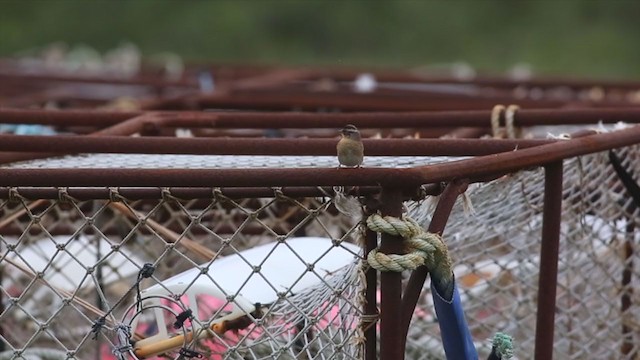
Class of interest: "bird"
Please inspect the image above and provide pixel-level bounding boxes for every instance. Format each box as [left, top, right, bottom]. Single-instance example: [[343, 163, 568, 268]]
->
[[337, 124, 364, 168]]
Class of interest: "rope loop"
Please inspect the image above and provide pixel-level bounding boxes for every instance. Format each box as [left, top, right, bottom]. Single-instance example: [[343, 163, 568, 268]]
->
[[491, 104, 522, 139], [365, 213, 445, 273], [491, 104, 506, 138], [505, 104, 520, 139], [272, 187, 285, 200], [160, 187, 173, 202], [212, 187, 224, 203], [57, 187, 71, 203], [366, 214, 421, 239], [108, 187, 123, 203], [7, 187, 22, 203]]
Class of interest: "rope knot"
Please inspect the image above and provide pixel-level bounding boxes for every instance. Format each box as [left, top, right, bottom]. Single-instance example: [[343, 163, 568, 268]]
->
[[365, 213, 445, 273]]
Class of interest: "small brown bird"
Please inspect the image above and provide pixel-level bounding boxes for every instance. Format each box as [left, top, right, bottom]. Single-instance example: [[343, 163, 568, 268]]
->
[[337, 124, 364, 168]]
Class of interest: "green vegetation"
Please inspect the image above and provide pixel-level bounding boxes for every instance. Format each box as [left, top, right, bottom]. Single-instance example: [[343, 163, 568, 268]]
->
[[2, 0, 640, 78]]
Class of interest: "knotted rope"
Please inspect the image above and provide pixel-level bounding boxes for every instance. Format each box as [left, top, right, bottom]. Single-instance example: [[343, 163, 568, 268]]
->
[[365, 214, 452, 283]]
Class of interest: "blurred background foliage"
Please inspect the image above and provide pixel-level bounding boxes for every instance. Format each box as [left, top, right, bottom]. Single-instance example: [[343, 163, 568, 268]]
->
[[1, 0, 640, 78]]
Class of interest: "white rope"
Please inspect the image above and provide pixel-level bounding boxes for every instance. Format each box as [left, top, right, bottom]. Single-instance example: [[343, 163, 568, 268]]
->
[[505, 104, 520, 139], [491, 104, 522, 139], [491, 104, 506, 138]]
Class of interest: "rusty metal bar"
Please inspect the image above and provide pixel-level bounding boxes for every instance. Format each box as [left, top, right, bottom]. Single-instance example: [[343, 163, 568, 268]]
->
[[7, 62, 640, 91], [0, 184, 442, 201], [90, 113, 154, 136], [0, 135, 555, 156], [534, 161, 563, 360], [400, 179, 469, 349], [151, 108, 640, 127], [378, 187, 405, 360], [363, 209, 379, 360], [0, 108, 138, 126], [0, 167, 435, 188], [410, 125, 640, 185], [621, 222, 635, 358], [444, 127, 489, 138], [283, 66, 640, 90], [0, 126, 636, 188], [143, 91, 582, 111], [4, 108, 640, 129], [0, 264, 4, 352], [0, 114, 152, 164], [0, 69, 197, 88], [0, 186, 403, 201]]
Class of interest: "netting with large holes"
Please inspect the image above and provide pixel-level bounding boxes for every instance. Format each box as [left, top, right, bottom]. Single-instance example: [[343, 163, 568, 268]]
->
[[0, 189, 366, 360], [1, 145, 639, 359], [405, 144, 640, 360]]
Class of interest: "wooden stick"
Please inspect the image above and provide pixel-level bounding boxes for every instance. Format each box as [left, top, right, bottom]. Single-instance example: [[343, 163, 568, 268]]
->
[[108, 201, 216, 261], [0, 199, 47, 230]]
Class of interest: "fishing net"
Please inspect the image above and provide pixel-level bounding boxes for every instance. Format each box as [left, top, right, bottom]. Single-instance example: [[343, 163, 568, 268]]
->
[[0, 188, 365, 359], [405, 143, 640, 359]]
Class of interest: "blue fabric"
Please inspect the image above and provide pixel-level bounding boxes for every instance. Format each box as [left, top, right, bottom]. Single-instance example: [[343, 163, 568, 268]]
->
[[432, 279, 478, 360]]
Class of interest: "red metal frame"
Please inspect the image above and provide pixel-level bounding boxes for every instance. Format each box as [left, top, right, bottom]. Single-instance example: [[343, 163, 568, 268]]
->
[[2, 61, 640, 359]]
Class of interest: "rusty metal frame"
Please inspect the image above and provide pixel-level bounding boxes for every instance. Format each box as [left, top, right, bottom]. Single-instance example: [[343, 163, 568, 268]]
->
[[0, 124, 637, 360], [5, 107, 640, 128], [0, 125, 637, 189], [534, 161, 564, 360], [2, 62, 640, 359]]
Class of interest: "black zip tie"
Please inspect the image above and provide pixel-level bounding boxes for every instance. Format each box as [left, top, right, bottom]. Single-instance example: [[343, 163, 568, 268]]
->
[[136, 263, 155, 312], [178, 348, 203, 359], [174, 309, 193, 329], [609, 150, 640, 210], [138, 263, 156, 279], [91, 317, 106, 340]]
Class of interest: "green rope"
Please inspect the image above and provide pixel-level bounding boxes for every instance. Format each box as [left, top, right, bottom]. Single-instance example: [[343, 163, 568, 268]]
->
[[492, 332, 514, 359], [365, 214, 452, 284]]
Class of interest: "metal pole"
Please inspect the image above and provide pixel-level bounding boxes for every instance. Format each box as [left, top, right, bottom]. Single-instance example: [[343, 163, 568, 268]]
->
[[0, 135, 555, 157], [621, 221, 635, 358], [0, 264, 4, 352], [378, 187, 405, 360], [363, 210, 379, 360], [5, 108, 640, 128], [0, 113, 153, 165], [534, 161, 563, 360]]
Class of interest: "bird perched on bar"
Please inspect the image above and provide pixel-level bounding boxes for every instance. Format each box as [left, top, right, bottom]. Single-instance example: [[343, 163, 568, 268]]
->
[[337, 124, 364, 168]]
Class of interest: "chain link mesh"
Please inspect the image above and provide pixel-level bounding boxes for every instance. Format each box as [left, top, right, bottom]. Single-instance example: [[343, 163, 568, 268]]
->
[[406, 144, 640, 359], [1, 189, 365, 359]]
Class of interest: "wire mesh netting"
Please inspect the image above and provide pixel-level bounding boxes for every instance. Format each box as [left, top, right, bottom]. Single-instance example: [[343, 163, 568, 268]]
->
[[0, 189, 365, 359], [2, 154, 457, 170], [0, 145, 639, 359], [406, 144, 640, 359]]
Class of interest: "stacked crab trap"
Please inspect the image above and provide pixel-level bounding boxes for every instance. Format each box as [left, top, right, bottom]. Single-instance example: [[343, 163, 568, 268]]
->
[[1, 54, 640, 360]]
